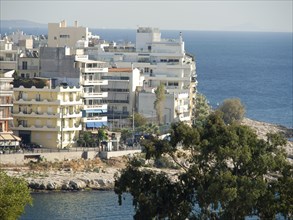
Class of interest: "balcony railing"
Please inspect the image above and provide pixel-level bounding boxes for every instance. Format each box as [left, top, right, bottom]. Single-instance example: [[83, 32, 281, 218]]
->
[[81, 79, 108, 86], [82, 92, 108, 98]]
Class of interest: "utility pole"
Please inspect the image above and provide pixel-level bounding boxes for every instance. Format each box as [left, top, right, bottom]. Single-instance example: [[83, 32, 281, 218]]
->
[[132, 108, 135, 146], [60, 106, 63, 149]]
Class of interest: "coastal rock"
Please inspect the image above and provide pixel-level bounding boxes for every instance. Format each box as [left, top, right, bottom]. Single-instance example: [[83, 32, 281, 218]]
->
[[69, 179, 87, 190], [46, 181, 58, 190]]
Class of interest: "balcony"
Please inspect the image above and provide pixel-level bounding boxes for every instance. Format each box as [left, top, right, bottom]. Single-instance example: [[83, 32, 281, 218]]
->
[[60, 111, 82, 118], [82, 116, 107, 123], [82, 92, 108, 98], [14, 98, 83, 106], [11, 124, 82, 131], [13, 111, 58, 118], [80, 67, 108, 73], [81, 79, 108, 86], [83, 104, 107, 111]]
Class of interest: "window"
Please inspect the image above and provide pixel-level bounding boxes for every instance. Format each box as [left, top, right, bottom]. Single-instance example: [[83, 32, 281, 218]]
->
[[60, 35, 70, 38], [22, 61, 28, 70]]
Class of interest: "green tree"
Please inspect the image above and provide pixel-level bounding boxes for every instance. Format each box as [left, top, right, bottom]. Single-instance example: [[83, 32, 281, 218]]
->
[[77, 131, 95, 147], [154, 84, 166, 125], [120, 128, 133, 144], [0, 171, 32, 220], [193, 93, 211, 127], [133, 113, 147, 128], [217, 98, 245, 124], [114, 112, 292, 219], [97, 128, 108, 143]]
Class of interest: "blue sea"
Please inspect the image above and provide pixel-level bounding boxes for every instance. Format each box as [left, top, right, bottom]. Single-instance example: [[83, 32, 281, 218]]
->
[[2, 28, 291, 219]]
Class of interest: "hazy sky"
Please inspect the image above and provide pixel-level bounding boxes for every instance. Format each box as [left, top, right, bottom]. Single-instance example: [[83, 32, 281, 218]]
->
[[1, 0, 292, 32]]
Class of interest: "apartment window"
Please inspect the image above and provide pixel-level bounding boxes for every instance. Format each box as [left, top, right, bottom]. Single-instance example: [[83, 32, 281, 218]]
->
[[60, 35, 70, 38], [22, 61, 28, 70]]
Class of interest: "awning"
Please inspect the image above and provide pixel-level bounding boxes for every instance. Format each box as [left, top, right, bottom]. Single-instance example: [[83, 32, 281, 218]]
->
[[86, 122, 108, 128], [0, 134, 21, 141], [85, 109, 107, 113]]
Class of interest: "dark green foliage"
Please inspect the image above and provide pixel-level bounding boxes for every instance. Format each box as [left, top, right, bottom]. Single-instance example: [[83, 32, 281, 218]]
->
[[154, 84, 166, 125], [0, 171, 32, 220], [120, 128, 133, 143], [217, 98, 246, 124], [114, 164, 193, 220], [115, 112, 292, 219], [133, 113, 147, 128], [12, 77, 47, 88], [193, 93, 211, 127], [77, 129, 108, 147]]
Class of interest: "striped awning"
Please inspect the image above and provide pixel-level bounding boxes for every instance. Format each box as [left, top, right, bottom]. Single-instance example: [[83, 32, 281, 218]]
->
[[0, 134, 21, 141]]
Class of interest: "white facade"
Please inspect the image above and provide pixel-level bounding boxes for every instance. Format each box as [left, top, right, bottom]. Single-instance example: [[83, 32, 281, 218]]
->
[[101, 68, 144, 129], [0, 38, 18, 72], [85, 27, 196, 124], [48, 20, 89, 49], [75, 56, 109, 130]]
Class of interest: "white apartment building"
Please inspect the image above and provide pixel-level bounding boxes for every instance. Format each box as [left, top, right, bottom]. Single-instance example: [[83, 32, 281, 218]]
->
[[0, 70, 14, 133], [101, 68, 144, 129], [75, 56, 108, 130], [48, 20, 89, 49], [0, 38, 18, 72], [85, 27, 197, 124], [0, 70, 21, 148]]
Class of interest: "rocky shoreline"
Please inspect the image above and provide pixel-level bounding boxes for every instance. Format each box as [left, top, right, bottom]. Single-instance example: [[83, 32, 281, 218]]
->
[[3, 118, 293, 192], [5, 167, 118, 191]]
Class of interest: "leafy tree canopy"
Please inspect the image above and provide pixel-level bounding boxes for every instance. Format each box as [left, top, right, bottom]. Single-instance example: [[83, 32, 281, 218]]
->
[[193, 93, 211, 127], [0, 171, 32, 220], [133, 113, 147, 128], [217, 98, 246, 124], [154, 84, 166, 125], [114, 112, 292, 220]]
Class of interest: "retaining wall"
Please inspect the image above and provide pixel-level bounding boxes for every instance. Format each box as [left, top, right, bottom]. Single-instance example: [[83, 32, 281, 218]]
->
[[0, 150, 98, 165], [0, 149, 141, 165]]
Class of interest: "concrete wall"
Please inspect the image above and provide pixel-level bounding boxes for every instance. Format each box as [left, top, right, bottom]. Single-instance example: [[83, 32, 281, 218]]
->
[[99, 149, 141, 159], [0, 149, 141, 165], [0, 150, 99, 165]]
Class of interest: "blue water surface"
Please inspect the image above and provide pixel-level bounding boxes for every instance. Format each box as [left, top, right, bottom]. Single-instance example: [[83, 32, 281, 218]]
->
[[20, 191, 134, 220]]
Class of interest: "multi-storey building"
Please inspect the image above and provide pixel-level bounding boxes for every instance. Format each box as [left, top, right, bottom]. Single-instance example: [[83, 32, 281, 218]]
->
[[12, 81, 83, 148], [0, 70, 21, 148], [75, 56, 108, 130], [18, 49, 40, 78], [48, 20, 89, 49], [101, 68, 144, 129], [86, 27, 197, 124], [0, 38, 18, 72], [0, 70, 14, 133], [39, 46, 79, 82]]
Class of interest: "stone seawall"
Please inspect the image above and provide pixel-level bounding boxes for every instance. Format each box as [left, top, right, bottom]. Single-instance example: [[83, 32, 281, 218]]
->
[[0, 150, 98, 165]]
